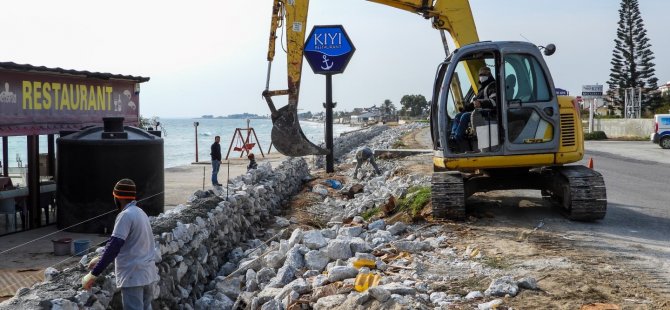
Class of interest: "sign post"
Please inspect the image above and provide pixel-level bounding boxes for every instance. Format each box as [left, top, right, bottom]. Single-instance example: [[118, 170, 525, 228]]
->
[[304, 25, 355, 173], [582, 84, 603, 133]]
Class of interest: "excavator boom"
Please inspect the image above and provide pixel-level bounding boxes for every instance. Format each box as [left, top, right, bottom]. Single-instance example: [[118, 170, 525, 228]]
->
[[263, 0, 480, 156]]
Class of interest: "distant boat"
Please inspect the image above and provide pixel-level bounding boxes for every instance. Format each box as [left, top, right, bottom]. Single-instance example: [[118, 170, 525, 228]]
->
[[200, 132, 212, 136]]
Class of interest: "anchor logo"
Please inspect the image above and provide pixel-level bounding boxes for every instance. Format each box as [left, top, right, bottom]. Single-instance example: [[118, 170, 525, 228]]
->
[[321, 55, 334, 70]]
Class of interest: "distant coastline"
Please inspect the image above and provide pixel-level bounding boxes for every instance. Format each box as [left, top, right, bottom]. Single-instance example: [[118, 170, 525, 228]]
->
[[199, 113, 269, 119]]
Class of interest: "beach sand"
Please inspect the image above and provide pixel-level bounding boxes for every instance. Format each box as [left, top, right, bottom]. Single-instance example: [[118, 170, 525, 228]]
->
[[164, 152, 288, 209]]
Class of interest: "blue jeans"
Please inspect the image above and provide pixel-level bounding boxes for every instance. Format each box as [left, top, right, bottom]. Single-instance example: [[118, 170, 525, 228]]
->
[[121, 283, 154, 310], [452, 112, 471, 140], [211, 160, 221, 185]]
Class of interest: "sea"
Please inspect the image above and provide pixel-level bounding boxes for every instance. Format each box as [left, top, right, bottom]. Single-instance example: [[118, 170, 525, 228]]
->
[[1, 118, 354, 169]]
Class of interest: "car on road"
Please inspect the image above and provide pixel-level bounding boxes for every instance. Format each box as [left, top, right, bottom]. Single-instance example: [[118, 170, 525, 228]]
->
[[651, 114, 670, 149]]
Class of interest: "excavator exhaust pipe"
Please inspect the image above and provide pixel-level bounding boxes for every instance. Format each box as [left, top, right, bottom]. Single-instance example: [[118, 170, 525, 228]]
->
[[270, 105, 329, 156]]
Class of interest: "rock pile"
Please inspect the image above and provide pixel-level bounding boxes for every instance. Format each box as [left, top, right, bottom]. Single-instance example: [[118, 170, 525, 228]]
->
[[197, 217, 540, 309], [0, 158, 310, 310]]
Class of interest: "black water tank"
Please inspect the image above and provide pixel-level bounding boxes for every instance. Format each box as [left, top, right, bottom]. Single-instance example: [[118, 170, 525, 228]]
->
[[57, 117, 164, 233]]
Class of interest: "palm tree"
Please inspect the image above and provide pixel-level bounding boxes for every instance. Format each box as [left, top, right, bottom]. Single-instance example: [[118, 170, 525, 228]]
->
[[382, 99, 396, 121]]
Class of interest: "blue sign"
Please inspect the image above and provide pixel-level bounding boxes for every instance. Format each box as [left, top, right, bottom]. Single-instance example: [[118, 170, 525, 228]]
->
[[555, 88, 569, 96], [304, 25, 355, 75]]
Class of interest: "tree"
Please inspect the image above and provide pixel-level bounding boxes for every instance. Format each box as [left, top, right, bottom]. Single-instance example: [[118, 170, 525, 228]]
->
[[400, 95, 428, 117], [381, 99, 396, 121], [607, 0, 659, 113]]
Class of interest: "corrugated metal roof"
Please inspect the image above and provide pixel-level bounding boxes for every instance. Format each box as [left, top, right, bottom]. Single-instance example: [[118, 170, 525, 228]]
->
[[0, 61, 150, 82]]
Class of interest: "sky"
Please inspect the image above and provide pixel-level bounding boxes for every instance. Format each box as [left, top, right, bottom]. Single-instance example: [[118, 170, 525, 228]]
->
[[2, 0, 668, 118]]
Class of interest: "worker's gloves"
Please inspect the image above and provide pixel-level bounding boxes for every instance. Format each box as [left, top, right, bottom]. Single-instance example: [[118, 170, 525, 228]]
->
[[81, 272, 97, 290], [87, 256, 100, 270]]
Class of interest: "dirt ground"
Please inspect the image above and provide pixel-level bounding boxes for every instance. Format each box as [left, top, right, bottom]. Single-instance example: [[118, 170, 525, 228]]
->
[[290, 127, 670, 309]]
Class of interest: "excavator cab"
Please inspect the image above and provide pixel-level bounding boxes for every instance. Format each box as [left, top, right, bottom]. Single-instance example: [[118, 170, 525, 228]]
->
[[432, 41, 561, 163], [430, 41, 606, 221]]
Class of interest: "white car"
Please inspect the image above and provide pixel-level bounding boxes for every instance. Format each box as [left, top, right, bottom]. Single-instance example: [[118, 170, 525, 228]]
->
[[651, 114, 670, 149]]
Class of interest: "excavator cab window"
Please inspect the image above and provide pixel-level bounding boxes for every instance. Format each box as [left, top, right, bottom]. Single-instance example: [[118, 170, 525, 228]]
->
[[503, 53, 556, 144], [443, 52, 498, 154]]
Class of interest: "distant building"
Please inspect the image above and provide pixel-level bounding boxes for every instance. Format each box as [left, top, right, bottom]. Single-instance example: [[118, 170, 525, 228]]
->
[[659, 81, 670, 95], [351, 111, 380, 124]]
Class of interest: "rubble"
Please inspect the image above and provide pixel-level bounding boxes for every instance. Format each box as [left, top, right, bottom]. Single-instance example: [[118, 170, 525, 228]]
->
[[0, 123, 558, 309]]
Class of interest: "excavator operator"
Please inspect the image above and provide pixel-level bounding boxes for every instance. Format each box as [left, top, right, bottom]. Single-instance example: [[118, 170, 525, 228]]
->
[[451, 66, 497, 151]]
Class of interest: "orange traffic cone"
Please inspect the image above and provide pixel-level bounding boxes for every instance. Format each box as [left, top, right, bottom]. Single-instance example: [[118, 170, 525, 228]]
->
[[587, 157, 594, 169]]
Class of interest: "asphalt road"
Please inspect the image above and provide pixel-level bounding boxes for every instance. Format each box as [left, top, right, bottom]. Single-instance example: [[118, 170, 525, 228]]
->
[[467, 140, 670, 291]]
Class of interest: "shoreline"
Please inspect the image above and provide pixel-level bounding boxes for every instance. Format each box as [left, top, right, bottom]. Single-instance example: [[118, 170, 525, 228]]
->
[[163, 152, 288, 208]]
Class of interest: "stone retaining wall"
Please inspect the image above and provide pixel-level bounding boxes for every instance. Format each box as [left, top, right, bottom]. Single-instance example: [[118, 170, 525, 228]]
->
[[0, 158, 309, 310]]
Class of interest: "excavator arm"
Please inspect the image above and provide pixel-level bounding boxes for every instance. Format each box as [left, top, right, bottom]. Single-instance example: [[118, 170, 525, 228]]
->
[[263, 0, 480, 156]]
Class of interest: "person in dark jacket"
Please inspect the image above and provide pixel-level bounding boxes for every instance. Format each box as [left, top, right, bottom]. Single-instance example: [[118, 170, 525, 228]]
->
[[247, 153, 258, 171], [452, 66, 497, 145], [210, 136, 222, 186]]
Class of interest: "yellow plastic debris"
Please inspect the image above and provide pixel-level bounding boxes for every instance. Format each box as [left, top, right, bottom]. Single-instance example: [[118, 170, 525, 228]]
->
[[353, 258, 376, 269], [354, 273, 381, 292]]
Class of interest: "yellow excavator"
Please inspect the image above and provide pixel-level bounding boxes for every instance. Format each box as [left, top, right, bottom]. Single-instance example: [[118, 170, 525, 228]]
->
[[262, 0, 607, 221]]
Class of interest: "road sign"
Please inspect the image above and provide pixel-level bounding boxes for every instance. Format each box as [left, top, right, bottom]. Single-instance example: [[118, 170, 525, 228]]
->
[[304, 25, 355, 75], [582, 84, 603, 97], [555, 88, 569, 96]]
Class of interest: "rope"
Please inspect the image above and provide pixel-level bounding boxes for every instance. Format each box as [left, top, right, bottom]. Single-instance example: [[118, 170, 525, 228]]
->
[[0, 191, 164, 256]]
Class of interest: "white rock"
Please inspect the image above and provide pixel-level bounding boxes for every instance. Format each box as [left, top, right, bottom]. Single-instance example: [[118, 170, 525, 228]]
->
[[215, 277, 242, 301], [324, 240, 352, 260], [478, 298, 504, 310], [51, 298, 79, 310], [304, 250, 330, 272], [44, 267, 59, 282], [386, 222, 407, 235], [327, 266, 359, 282], [390, 241, 431, 253], [430, 292, 447, 304], [368, 287, 391, 302], [275, 217, 290, 228], [288, 228, 303, 248], [313, 294, 347, 310], [256, 267, 276, 285], [484, 276, 519, 297], [465, 291, 483, 300], [283, 245, 305, 270], [378, 283, 416, 295], [312, 274, 329, 287], [368, 219, 386, 231], [287, 278, 311, 294], [302, 230, 328, 250], [267, 265, 296, 288], [339, 226, 363, 237], [260, 299, 282, 310]]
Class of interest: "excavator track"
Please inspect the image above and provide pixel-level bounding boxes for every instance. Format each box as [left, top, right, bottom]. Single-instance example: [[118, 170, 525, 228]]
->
[[544, 165, 607, 221], [431, 171, 466, 220]]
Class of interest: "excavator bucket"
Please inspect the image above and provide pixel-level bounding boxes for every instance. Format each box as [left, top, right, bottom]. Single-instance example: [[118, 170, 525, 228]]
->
[[271, 105, 329, 156]]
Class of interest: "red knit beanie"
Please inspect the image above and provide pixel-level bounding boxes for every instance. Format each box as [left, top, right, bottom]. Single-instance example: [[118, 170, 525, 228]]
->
[[113, 178, 136, 200]]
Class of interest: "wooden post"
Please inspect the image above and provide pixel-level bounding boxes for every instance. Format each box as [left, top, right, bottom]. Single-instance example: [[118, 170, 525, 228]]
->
[[194, 122, 200, 162], [252, 129, 265, 157]]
